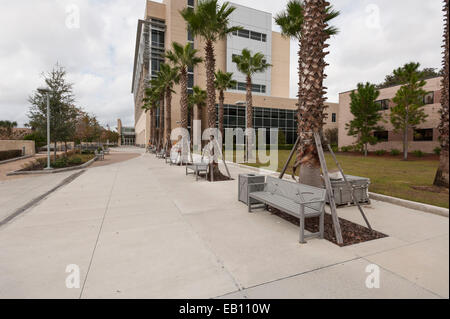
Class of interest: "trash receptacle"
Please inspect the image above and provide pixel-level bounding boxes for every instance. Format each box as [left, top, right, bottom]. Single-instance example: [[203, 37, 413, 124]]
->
[[238, 174, 266, 205], [328, 175, 370, 206]]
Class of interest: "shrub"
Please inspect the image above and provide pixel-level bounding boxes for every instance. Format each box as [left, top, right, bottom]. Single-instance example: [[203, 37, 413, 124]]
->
[[52, 157, 68, 168], [390, 149, 401, 156], [340, 146, 352, 152], [433, 147, 442, 155], [412, 150, 424, 157], [0, 149, 22, 161], [375, 150, 387, 156], [331, 144, 339, 153], [68, 156, 83, 165]]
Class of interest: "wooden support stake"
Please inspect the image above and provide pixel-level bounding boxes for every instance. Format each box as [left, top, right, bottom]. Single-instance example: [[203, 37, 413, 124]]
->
[[314, 132, 344, 245], [326, 143, 372, 230], [279, 135, 301, 180]]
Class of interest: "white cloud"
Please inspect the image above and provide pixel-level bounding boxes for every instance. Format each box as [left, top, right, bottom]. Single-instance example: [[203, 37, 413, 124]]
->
[[0, 0, 445, 128]]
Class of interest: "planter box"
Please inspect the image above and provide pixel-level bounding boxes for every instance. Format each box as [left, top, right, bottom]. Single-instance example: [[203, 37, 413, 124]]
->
[[238, 173, 266, 205], [329, 175, 370, 206]]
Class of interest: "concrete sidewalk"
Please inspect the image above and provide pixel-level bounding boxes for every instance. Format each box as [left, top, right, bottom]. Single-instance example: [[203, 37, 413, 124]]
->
[[0, 149, 447, 299]]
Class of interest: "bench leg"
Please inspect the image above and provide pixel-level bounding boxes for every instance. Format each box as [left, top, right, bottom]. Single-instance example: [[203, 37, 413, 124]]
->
[[299, 205, 306, 244], [319, 211, 324, 239], [299, 216, 306, 244]]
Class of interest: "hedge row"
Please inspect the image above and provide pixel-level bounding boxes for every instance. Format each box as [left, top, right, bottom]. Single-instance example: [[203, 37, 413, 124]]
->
[[0, 149, 22, 161]]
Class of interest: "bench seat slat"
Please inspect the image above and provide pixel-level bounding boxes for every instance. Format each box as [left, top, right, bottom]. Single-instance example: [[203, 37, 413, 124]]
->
[[249, 191, 322, 217]]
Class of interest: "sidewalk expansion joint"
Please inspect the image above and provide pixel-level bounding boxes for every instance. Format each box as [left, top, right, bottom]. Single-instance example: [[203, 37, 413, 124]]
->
[[0, 170, 86, 228]]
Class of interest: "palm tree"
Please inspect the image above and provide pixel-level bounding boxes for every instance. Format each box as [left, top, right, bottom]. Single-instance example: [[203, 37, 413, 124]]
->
[[166, 42, 202, 131], [232, 49, 271, 159], [275, 0, 339, 112], [189, 85, 207, 140], [0, 120, 18, 138], [434, 0, 449, 188], [149, 77, 165, 150], [180, 0, 241, 130], [157, 63, 180, 151], [143, 86, 160, 146], [214, 70, 236, 138], [278, 0, 338, 187]]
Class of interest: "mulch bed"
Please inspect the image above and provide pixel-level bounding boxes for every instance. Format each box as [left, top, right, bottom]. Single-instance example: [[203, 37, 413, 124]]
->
[[267, 206, 387, 247], [206, 171, 234, 182]]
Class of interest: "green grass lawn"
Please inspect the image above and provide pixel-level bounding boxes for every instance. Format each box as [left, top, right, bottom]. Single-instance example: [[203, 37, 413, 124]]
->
[[242, 150, 448, 209]]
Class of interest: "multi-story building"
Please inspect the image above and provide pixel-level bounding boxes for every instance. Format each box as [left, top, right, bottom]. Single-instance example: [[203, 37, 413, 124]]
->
[[338, 77, 443, 153], [117, 119, 136, 146], [132, 0, 339, 147]]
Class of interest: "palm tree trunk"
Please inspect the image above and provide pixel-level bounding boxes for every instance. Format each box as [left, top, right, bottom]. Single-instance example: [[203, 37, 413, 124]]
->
[[159, 104, 164, 151], [296, 0, 329, 188], [150, 108, 156, 145], [180, 68, 189, 129], [165, 90, 172, 152], [205, 40, 217, 129], [246, 75, 253, 161], [218, 90, 225, 139], [434, 0, 449, 188]]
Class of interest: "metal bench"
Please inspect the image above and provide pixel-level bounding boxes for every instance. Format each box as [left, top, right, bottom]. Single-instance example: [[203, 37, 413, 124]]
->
[[186, 162, 209, 181], [156, 150, 165, 159], [248, 176, 327, 244]]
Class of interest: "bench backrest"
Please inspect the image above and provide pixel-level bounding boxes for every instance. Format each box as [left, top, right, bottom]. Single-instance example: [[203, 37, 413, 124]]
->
[[265, 176, 326, 211]]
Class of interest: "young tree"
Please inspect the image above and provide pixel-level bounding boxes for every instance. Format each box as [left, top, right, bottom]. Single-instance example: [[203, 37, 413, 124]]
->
[[434, 0, 449, 188], [346, 83, 384, 156], [181, 0, 240, 130], [166, 42, 202, 131], [390, 62, 428, 160], [214, 70, 236, 138], [27, 64, 79, 158]]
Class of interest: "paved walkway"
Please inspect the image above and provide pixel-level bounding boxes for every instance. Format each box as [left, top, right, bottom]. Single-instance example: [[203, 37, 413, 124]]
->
[[0, 148, 448, 298]]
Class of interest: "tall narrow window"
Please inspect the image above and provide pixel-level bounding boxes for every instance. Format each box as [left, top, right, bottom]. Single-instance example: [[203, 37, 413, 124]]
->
[[332, 113, 336, 123]]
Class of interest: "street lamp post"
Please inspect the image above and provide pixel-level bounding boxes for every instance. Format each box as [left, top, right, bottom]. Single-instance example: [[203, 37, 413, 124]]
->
[[38, 87, 52, 170]]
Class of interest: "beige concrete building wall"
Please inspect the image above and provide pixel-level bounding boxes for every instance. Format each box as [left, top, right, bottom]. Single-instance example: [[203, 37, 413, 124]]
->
[[0, 140, 35, 156], [136, 0, 332, 145], [271, 31, 290, 98], [338, 77, 443, 153]]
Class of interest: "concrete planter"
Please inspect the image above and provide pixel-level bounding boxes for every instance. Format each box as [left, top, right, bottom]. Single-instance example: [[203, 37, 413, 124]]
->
[[7, 157, 98, 176]]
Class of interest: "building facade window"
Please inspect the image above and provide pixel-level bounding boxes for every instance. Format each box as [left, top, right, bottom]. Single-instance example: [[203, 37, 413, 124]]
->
[[331, 113, 336, 123], [374, 130, 388, 142], [215, 104, 298, 144], [187, 0, 194, 8], [233, 82, 266, 94], [232, 27, 267, 43], [413, 128, 433, 141], [151, 30, 164, 48], [423, 92, 434, 105], [375, 99, 390, 110]]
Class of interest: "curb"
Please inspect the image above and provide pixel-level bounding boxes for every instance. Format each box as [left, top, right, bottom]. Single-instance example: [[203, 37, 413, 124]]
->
[[369, 192, 449, 218], [223, 161, 449, 217], [0, 170, 86, 227], [6, 157, 98, 176], [0, 155, 33, 165]]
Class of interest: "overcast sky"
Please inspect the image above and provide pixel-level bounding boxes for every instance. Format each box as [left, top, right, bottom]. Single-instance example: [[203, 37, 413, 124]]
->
[[0, 0, 444, 129]]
